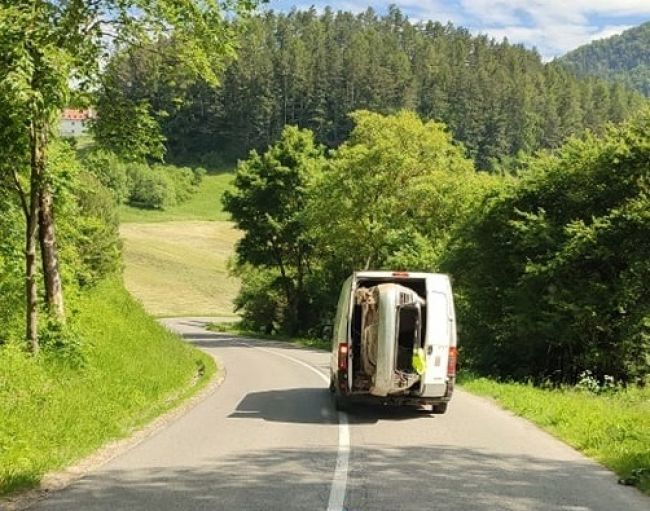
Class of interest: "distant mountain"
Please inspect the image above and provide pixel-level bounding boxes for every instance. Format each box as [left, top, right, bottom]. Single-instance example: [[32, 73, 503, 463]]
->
[[560, 22, 650, 96]]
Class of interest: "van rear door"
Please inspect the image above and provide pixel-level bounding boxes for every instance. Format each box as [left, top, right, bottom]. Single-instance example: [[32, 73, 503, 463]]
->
[[421, 290, 452, 396]]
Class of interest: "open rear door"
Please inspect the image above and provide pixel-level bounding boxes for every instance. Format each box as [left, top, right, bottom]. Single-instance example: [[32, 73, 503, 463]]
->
[[421, 292, 451, 396]]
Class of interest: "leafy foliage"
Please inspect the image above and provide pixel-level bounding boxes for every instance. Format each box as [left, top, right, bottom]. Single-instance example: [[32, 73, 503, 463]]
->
[[308, 110, 488, 276], [228, 109, 650, 385], [93, 96, 167, 162], [223, 126, 324, 333], [83, 149, 205, 210], [0, 141, 121, 345], [443, 111, 650, 383]]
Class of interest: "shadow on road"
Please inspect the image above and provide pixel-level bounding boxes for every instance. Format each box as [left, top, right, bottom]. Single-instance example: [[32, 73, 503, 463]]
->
[[36, 445, 643, 511], [183, 332, 440, 425], [229, 388, 431, 425]]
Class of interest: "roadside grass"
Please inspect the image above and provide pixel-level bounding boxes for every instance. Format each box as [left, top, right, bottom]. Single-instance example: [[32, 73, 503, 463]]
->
[[0, 279, 216, 496], [121, 221, 240, 317], [460, 376, 650, 494], [119, 172, 234, 223]]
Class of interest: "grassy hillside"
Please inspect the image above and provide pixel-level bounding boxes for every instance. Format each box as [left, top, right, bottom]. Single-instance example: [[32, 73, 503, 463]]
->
[[121, 221, 240, 317], [0, 279, 216, 496], [119, 172, 234, 223]]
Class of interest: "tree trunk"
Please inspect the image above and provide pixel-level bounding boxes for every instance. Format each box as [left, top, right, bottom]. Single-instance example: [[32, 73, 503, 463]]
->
[[25, 121, 43, 352], [25, 200, 39, 353], [39, 183, 65, 319]]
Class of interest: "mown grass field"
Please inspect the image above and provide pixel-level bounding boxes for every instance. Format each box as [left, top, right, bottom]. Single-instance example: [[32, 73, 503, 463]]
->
[[0, 279, 216, 496], [461, 377, 650, 494], [119, 172, 234, 223], [120, 170, 241, 317], [121, 221, 240, 317]]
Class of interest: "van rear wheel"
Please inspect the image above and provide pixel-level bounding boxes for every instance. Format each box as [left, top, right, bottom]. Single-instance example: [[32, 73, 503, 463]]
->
[[431, 403, 448, 414], [332, 393, 348, 412]]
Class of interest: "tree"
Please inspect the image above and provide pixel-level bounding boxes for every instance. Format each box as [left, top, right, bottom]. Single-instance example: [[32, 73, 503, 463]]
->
[[223, 126, 324, 334], [92, 55, 167, 162], [442, 110, 650, 383], [307, 110, 483, 278], [0, 0, 261, 351], [117, 7, 643, 170]]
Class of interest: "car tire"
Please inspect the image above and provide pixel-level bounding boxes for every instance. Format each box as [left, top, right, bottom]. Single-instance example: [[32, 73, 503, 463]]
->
[[431, 402, 448, 414], [332, 393, 348, 412]]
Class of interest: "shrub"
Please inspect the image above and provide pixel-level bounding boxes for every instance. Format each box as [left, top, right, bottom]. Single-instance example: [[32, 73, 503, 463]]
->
[[232, 266, 284, 334], [82, 149, 129, 203], [73, 172, 122, 286], [444, 111, 650, 383], [126, 162, 176, 209]]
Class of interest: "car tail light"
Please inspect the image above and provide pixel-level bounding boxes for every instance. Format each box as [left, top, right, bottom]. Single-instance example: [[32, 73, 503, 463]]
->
[[447, 346, 458, 377], [338, 343, 349, 372]]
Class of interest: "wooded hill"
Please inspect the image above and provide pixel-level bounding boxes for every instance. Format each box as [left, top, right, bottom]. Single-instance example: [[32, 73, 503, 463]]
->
[[560, 21, 650, 97], [97, 7, 647, 171]]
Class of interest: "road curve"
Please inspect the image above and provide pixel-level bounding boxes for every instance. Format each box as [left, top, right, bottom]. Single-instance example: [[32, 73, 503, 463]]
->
[[33, 318, 649, 511]]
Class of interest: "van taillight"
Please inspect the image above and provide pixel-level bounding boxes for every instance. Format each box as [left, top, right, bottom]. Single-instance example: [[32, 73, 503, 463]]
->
[[338, 343, 349, 372], [447, 347, 458, 377]]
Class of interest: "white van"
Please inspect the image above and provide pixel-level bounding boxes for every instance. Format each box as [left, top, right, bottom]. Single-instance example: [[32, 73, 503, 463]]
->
[[329, 271, 458, 413]]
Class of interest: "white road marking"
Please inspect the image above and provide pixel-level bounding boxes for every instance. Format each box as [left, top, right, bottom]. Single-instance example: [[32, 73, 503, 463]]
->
[[246, 343, 350, 511]]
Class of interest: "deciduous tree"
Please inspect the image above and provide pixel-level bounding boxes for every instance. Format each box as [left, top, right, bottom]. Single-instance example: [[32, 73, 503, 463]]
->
[[0, 0, 261, 350]]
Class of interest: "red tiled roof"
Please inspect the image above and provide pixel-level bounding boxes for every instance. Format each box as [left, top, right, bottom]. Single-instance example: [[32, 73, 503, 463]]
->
[[62, 108, 94, 121]]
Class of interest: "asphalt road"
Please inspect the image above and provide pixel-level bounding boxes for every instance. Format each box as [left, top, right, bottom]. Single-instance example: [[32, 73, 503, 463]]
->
[[34, 318, 649, 511]]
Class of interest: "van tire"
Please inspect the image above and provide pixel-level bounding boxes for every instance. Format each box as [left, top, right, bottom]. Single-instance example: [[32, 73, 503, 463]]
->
[[333, 394, 348, 412], [431, 403, 448, 414]]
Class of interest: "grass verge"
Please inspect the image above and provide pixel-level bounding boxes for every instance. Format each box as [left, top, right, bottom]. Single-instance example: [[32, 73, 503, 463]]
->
[[460, 376, 650, 494], [120, 221, 240, 317], [119, 173, 234, 223], [0, 279, 216, 496]]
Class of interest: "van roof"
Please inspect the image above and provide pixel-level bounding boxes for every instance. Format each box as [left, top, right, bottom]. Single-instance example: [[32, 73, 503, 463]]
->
[[354, 271, 450, 280]]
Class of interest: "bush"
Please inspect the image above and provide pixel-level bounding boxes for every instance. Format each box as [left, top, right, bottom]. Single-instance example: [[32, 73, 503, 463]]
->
[[444, 112, 650, 383], [153, 164, 204, 204], [83, 149, 205, 211], [126, 162, 176, 209], [73, 172, 122, 286], [82, 149, 129, 203], [232, 266, 284, 334]]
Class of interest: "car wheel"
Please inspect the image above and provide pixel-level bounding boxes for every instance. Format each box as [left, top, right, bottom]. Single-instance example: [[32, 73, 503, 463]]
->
[[431, 402, 448, 414], [332, 393, 348, 412]]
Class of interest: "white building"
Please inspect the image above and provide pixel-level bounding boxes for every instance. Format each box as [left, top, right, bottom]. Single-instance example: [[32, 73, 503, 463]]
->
[[59, 109, 94, 137]]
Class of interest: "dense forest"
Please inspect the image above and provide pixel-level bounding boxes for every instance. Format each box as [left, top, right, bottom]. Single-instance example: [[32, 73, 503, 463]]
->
[[96, 7, 646, 171], [560, 21, 650, 97]]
